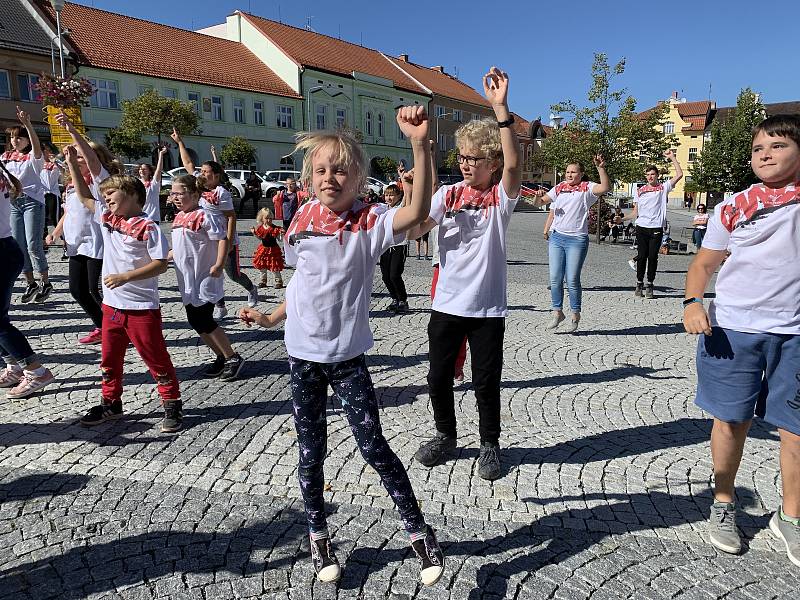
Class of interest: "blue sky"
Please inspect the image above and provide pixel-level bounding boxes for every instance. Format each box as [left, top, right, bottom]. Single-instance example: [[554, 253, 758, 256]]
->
[[90, 0, 798, 120]]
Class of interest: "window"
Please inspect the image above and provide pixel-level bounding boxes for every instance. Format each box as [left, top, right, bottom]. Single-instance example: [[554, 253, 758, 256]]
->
[[233, 98, 245, 123], [138, 84, 153, 95], [377, 113, 384, 138], [435, 105, 446, 118], [17, 73, 40, 102], [336, 108, 346, 129], [398, 125, 405, 141], [188, 92, 201, 116], [163, 88, 177, 98], [316, 104, 326, 130], [89, 78, 118, 109], [365, 111, 373, 136], [663, 121, 674, 134], [254, 101, 264, 125], [688, 147, 698, 162], [463, 111, 470, 122], [453, 109, 462, 122], [438, 133, 447, 150], [211, 96, 223, 121], [0, 70, 10, 98], [279, 155, 295, 169], [277, 105, 293, 128]]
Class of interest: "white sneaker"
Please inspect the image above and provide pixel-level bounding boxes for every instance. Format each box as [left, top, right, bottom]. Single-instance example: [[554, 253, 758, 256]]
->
[[213, 302, 228, 320], [627, 259, 636, 271], [247, 287, 259, 308]]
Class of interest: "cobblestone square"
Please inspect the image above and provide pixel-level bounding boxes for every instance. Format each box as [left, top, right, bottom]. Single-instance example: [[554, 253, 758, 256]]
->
[[0, 210, 797, 599]]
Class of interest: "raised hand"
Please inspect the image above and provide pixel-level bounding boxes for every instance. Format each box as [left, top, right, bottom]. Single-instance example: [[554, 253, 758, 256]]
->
[[62, 145, 78, 164], [593, 155, 607, 169], [396, 105, 429, 141], [170, 127, 182, 144], [16, 106, 32, 127], [55, 112, 79, 134], [664, 149, 676, 160], [482, 67, 509, 107], [158, 145, 169, 157]]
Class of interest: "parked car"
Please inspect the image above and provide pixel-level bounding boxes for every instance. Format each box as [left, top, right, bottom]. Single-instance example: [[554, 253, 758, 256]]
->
[[262, 170, 303, 198], [437, 174, 463, 186], [366, 177, 386, 195], [225, 169, 271, 199]]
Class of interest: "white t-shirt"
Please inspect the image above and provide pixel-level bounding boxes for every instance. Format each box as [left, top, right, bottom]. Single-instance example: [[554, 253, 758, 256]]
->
[[40, 162, 61, 195], [1, 151, 44, 202], [171, 208, 227, 307], [200, 186, 237, 245], [0, 172, 13, 239], [634, 180, 674, 228], [702, 183, 800, 334], [284, 198, 404, 363], [93, 197, 170, 310], [547, 181, 599, 236], [64, 167, 108, 260], [142, 179, 161, 222], [430, 181, 519, 318]]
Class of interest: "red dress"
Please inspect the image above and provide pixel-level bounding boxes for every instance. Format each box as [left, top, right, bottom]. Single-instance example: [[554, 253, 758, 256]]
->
[[252, 224, 284, 271]]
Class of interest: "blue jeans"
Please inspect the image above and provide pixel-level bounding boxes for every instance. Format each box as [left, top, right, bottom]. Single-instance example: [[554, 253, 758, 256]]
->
[[289, 354, 426, 537], [548, 231, 589, 312], [10, 195, 48, 275], [693, 228, 706, 247], [0, 237, 36, 365]]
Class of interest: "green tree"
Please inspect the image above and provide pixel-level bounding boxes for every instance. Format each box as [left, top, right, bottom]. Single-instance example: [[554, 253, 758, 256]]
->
[[105, 127, 151, 161], [374, 156, 398, 181], [117, 89, 198, 145], [443, 149, 459, 173], [219, 136, 257, 168]]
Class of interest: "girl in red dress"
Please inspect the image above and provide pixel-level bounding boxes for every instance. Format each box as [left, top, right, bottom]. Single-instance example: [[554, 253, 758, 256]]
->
[[251, 207, 284, 288]]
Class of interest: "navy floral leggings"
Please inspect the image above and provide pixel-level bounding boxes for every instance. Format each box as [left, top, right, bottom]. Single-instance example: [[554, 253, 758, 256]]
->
[[289, 354, 426, 537]]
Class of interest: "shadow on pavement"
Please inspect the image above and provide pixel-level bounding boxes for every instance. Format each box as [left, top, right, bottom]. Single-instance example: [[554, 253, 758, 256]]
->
[[0, 472, 90, 504]]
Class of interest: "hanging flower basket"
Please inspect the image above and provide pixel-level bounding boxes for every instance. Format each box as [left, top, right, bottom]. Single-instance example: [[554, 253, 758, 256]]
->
[[34, 74, 94, 108]]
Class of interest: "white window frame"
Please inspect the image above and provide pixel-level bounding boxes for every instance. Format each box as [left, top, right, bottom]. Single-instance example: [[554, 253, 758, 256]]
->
[[453, 109, 462, 122], [187, 91, 201, 116], [377, 113, 384, 138], [336, 107, 346, 129], [435, 105, 446, 118], [366, 111, 373, 136], [398, 124, 406, 141], [253, 101, 264, 126], [0, 70, 11, 99], [663, 121, 674, 134], [233, 98, 245, 124], [17, 73, 40, 102], [211, 95, 223, 121], [438, 133, 447, 150], [89, 78, 118, 109], [137, 84, 153, 96], [688, 147, 698, 162], [277, 105, 293, 128], [162, 88, 177, 99], [316, 104, 327, 130]]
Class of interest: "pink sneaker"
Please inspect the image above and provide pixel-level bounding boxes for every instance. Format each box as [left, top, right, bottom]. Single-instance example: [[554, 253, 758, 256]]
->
[[6, 369, 55, 399], [79, 328, 102, 345], [0, 367, 22, 388]]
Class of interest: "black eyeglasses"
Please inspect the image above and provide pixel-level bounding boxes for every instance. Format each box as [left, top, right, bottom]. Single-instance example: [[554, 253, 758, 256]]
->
[[456, 154, 487, 167]]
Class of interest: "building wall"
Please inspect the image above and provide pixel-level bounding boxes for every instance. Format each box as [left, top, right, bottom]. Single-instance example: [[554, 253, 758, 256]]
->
[[430, 96, 493, 172], [227, 14, 301, 93], [0, 48, 57, 144], [661, 100, 707, 205]]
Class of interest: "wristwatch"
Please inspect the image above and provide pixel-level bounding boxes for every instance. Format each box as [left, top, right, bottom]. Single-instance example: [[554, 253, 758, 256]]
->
[[497, 115, 515, 128], [682, 297, 703, 308]]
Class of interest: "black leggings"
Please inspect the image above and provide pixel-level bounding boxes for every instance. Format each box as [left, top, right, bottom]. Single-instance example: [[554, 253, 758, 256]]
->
[[68, 255, 103, 328], [379, 246, 407, 302], [635, 226, 663, 284], [185, 302, 219, 335]]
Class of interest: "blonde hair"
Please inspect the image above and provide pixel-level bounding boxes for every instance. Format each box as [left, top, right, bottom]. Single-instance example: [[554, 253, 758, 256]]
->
[[256, 207, 274, 225], [88, 141, 123, 176], [455, 118, 503, 183], [172, 175, 200, 195], [295, 129, 366, 194], [99, 175, 146, 207]]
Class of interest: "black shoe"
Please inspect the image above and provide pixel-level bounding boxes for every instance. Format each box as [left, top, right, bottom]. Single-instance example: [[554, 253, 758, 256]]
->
[[161, 400, 183, 433], [634, 282, 643, 297], [20, 283, 39, 304], [203, 355, 226, 378], [411, 527, 445, 586], [477, 442, 502, 480], [414, 432, 457, 467], [80, 400, 123, 425], [309, 535, 341, 582], [388, 300, 399, 312], [219, 354, 245, 381], [34, 282, 53, 303], [395, 300, 409, 313], [645, 284, 654, 299]]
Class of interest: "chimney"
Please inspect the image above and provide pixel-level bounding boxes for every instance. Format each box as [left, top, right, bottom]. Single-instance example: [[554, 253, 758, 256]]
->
[[432, 66, 445, 73], [399, 54, 409, 62], [671, 91, 679, 100]]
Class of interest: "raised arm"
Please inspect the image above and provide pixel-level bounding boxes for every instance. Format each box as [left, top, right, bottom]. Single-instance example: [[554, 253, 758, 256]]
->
[[665, 149, 683, 188], [592, 155, 611, 196], [210, 144, 218, 163], [392, 106, 432, 234], [55, 112, 102, 177], [154, 145, 167, 182], [171, 128, 195, 174], [63, 145, 95, 212], [17, 106, 42, 160], [483, 67, 520, 198]]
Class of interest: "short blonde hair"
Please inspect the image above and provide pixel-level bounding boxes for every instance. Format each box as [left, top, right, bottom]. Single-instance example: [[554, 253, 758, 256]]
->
[[295, 129, 366, 194], [455, 118, 503, 166], [256, 207, 274, 224], [99, 174, 146, 207]]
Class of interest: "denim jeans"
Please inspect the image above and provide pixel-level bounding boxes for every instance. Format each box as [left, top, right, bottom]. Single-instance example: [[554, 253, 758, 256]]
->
[[10, 195, 48, 275], [289, 354, 426, 537], [0, 237, 36, 365], [693, 228, 706, 248], [548, 231, 589, 312]]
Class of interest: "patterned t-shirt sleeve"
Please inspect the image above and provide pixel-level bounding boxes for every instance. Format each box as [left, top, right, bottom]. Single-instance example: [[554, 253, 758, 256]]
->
[[700, 205, 730, 251], [146, 222, 170, 260]]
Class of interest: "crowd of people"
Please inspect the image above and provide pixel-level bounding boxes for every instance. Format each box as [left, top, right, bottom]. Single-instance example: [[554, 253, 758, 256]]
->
[[1, 66, 798, 583]]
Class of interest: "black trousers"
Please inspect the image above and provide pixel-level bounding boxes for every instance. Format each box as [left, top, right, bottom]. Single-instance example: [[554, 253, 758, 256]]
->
[[68, 255, 103, 328], [635, 226, 663, 284], [379, 246, 407, 302], [185, 302, 219, 335], [427, 310, 505, 444], [238, 191, 259, 217]]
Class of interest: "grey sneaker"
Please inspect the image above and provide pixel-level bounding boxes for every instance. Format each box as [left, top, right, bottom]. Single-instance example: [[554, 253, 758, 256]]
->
[[645, 284, 654, 299], [708, 501, 741, 554], [634, 282, 643, 297], [213, 301, 228, 320], [770, 510, 800, 567], [477, 442, 502, 480], [414, 432, 457, 467], [546, 312, 565, 330], [565, 317, 580, 334]]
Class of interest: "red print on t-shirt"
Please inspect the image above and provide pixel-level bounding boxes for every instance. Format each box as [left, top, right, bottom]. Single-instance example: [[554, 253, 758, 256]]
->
[[102, 212, 151, 241], [637, 184, 664, 195], [721, 184, 800, 232], [287, 201, 380, 245], [172, 210, 206, 232], [1, 151, 32, 163], [202, 189, 221, 206], [555, 181, 590, 195], [444, 184, 500, 217]]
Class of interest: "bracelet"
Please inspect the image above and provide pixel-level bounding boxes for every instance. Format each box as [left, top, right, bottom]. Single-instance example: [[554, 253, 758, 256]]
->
[[497, 115, 515, 128], [682, 297, 703, 309]]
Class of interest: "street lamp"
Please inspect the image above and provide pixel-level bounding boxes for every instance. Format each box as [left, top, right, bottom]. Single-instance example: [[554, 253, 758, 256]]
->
[[50, 0, 66, 78], [434, 111, 454, 170], [49, 29, 71, 77]]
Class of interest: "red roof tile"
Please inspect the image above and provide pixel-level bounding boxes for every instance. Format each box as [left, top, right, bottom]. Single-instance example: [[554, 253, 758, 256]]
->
[[384, 57, 490, 108], [43, 3, 300, 98], [511, 112, 531, 139], [240, 13, 427, 95], [682, 116, 707, 132], [676, 101, 713, 118]]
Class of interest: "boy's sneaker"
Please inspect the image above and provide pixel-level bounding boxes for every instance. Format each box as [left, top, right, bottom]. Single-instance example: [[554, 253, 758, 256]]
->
[[634, 282, 643, 297], [770, 510, 800, 567], [708, 501, 741, 554], [161, 400, 183, 433], [213, 302, 228, 320], [34, 282, 53, 303], [477, 442, 502, 480], [6, 369, 55, 399], [411, 527, 445, 586], [219, 354, 245, 381], [20, 283, 39, 304], [414, 432, 457, 467], [395, 300, 409, 313], [78, 328, 102, 345], [204, 355, 226, 378], [247, 287, 259, 308], [645, 284, 654, 299], [0, 367, 23, 388], [80, 399, 123, 425], [628, 258, 637, 271], [309, 535, 341, 583], [388, 300, 398, 312]]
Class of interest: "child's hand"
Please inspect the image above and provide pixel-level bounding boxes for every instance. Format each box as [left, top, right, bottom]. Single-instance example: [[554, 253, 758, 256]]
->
[[63, 145, 78, 164], [664, 149, 675, 160], [103, 273, 129, 289], [16, 106, 32, 127], [401, 168, 414, 184], [55, 112, 77, 133], [159, 145, 169, 157], [45, 233, 57, 246], [683, 303, 712, 336], [209, 264, 223, 277], [238, 307, 262, 328], [396, 105, 429, 141], [170, 127, 182, 144], [482, 67, 509, 107], [593, 155, 606, 169]]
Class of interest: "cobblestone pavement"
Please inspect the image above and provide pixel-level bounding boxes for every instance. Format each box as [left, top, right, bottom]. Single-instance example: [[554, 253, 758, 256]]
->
[[1, 210, 797, 599]]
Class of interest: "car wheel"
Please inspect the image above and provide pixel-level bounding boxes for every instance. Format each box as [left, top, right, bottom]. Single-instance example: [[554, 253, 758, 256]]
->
[[230, 187, 241, 200]]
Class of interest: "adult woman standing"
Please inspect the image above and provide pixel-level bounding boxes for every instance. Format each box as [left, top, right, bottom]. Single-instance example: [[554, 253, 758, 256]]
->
[[692, 204, 709, 251], [537, 156, 610, 332]]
